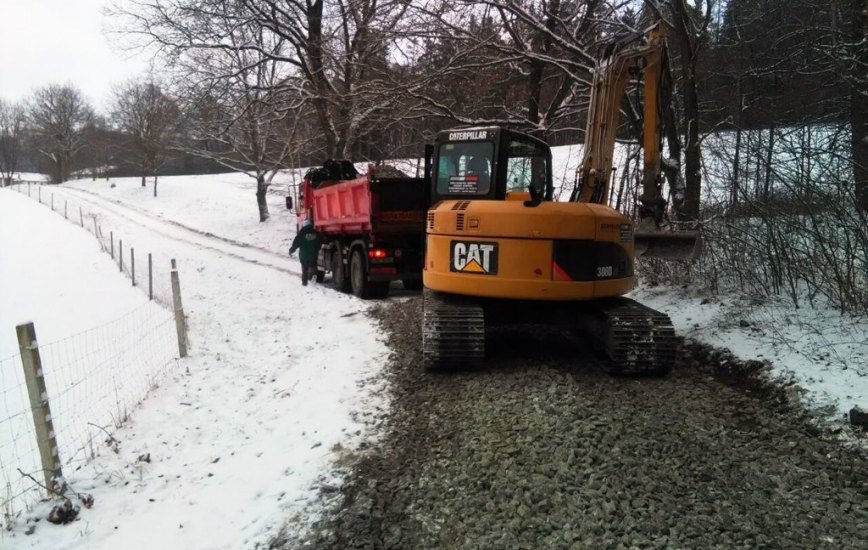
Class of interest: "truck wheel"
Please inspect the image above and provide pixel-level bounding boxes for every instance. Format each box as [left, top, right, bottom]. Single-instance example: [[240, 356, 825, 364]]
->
[[402, 279, 423, 291], [350, 248, 389, 299], [332, 249, 350, 292]]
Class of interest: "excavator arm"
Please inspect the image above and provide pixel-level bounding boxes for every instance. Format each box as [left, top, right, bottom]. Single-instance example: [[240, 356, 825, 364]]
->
[[572, 24, 700, 260]]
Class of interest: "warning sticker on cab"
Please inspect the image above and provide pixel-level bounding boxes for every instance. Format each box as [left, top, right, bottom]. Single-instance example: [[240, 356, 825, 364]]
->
[[450, 240, 498, 275]]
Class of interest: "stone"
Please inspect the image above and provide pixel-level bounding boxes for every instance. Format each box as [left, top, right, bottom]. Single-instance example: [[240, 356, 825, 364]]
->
[[848, 407, 868, 426]]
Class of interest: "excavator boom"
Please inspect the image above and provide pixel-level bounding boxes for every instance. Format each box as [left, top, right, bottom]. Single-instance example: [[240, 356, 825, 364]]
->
[[574, 24, 700, 260]]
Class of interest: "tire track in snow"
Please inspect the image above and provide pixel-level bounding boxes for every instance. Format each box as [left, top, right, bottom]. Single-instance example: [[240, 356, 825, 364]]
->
[[54, 186, 300, 275]]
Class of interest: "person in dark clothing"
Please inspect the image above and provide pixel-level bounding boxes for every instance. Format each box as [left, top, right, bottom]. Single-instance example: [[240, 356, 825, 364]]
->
[[289, 219, 323, 286]]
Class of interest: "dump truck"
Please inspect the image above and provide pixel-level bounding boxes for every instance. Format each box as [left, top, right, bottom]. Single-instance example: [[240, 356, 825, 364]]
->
[[296, 159, 428, 299]]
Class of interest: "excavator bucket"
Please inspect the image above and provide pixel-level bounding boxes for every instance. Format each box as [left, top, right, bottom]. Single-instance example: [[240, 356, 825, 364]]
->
[[634, 230, 702, 260]]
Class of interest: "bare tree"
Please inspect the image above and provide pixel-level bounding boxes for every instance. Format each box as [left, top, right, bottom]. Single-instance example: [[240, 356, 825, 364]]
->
[[174, 20, 300, 222], [27, 84, 94, 183], [237, 0, 415, 159], [0, 99, 26, 185], [111, 79, 179, 195], [81, 116, 125, 181], [113, 0, 417, 160], [397, 0, 601, 138]]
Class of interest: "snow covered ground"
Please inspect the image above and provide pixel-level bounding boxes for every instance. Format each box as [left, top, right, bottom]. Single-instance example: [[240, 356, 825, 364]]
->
[[1, 178, 390, 548], [1, 162, 865, 548], [633, 286, 868, 426]]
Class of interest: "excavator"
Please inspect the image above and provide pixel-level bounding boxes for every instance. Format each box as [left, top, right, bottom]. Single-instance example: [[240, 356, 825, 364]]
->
[[422, 24, 700, 375]]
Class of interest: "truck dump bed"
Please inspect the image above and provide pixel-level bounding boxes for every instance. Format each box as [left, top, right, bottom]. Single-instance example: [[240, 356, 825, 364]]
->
[[310, 171, 426, 236]]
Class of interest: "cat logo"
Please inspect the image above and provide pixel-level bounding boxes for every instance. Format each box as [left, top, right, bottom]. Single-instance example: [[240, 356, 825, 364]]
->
[[450, 241, 498, 275]]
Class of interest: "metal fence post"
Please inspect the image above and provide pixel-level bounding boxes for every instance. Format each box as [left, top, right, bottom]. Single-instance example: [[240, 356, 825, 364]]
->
[[119, 240, 123, 272], [64, 200, 68, 219], [148, 253, 153, 300], [28, 182, 31, 197], [80, 207, 84, 227], [111, 232, 114, 259], [51, 193, 54, 210], [170, 259, 188, 358], [38, 185, 41, 203], [16, 322, 63, 493], [131, 248, 136, 286]]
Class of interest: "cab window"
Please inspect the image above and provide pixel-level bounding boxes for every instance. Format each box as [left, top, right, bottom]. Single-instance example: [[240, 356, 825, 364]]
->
[[505, 139, 548, 195], [437, 141, 494, 195]]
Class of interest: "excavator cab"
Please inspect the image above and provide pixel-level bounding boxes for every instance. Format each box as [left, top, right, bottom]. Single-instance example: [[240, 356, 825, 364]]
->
[[430, 127, 553, 206]]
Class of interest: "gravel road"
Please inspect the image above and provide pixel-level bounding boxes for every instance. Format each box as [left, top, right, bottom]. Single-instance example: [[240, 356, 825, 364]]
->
[[282, 297, 867, 549]]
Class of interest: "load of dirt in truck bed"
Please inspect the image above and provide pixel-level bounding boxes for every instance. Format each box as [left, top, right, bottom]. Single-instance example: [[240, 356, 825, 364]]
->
[[370, 164, 411, 179]]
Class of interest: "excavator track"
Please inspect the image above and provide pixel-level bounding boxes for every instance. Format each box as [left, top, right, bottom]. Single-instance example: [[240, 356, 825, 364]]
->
[[591, 298, 677, 376], [421, 291, 675, 375], [422, 290, 484, 370]]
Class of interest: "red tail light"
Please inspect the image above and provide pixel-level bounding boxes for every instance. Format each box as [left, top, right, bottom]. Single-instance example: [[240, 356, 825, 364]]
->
[[368, 248, 388, 259]]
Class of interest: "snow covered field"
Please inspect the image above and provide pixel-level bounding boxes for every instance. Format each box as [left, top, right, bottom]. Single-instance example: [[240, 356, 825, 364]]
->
[[0, 190, 177, 525], [1, 179, 390, 548], [1, 161, 865, 547]]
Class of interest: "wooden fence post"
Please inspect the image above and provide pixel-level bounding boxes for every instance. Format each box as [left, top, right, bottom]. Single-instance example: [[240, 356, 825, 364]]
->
[[79, 207, 84, 227], [16, 322, 63, 493], [170, 259, 188, 358], [64, 200, 67, 219], [148, 253, 153, 300], [51, 193, 54, 210], [131, 248, 136, 286], [28, 182, 31, 197], [38, 185, 41, 203]]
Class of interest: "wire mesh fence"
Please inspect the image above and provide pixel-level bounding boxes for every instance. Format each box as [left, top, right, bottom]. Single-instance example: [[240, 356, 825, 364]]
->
[[1, 183, 182, 528], [1, 309, 178, 529], [9, 182, 176, 307]]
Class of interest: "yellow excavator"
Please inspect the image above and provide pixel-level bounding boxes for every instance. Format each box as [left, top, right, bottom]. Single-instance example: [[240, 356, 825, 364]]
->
[[422, 24, 699, 375]]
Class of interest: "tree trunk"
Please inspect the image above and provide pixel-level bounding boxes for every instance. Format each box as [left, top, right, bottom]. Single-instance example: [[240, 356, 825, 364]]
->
[[731, 125, 741, 211], [153, 172, 159, 198], [256, 173, 270, 222], [763, 125, 776, 202], [51, 160, 61, 184], [305, 0, 338, 157], [526, 0, 558, 137], [660, 58, 684, 214], [671, 0, 702, 222], [142, 174, 146, 187], [853, 86, 868, 212], [528, 58, 543, 129], [60, 155, 68, 183], [839, 0, 867, 212]]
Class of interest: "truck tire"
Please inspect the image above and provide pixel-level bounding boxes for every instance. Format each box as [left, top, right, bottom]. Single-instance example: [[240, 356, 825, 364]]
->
[[332, 248, 350, 292], [350, 248, 389, 299]]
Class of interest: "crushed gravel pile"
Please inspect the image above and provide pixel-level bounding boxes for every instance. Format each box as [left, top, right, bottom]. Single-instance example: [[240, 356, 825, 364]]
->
[[284, 297, 867, 549]]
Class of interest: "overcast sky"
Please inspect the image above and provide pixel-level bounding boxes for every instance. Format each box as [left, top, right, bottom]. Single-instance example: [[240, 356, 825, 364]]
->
[[0, 0, 150, 110]]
